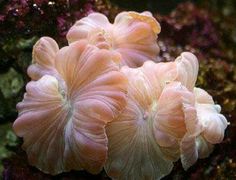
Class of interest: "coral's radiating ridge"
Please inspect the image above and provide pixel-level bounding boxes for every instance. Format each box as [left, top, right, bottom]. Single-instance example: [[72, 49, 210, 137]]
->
[[13, 38, 128, 175], [105, 53, 196, 179], [27, 37, 60, 81], [105, 65, 175, 180], [67, 11, 161, 67], [105, 52, 228, 179]]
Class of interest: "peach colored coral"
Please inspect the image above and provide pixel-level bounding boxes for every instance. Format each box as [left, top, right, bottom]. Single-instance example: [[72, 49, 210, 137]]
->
[[13, 38, 128, 175], [105, 52, 228, 179], [67, 11, 161, 67], [13, 11, 228, 180]]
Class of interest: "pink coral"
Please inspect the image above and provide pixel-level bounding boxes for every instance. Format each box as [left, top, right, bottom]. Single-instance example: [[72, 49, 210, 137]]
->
[[13, 11, 228, 179], [13, 37, 128, 175], [67, 11, 161, 67], [105, 52, 228, 179]]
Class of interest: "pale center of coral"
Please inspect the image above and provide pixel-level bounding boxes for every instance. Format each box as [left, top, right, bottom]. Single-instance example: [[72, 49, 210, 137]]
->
[[140, 101, 157, 124], [58, 83, 74, 116], [143, 111, 149, 120], [90, 28, 115, 50], [104, 30, 115, 49]]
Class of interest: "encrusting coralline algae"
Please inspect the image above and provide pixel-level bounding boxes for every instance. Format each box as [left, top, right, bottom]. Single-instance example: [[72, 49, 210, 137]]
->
[[13, 11, 228, 180]]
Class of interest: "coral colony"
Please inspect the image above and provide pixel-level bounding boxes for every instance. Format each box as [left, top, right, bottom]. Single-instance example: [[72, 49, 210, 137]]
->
[[13, 11, 228, 179]]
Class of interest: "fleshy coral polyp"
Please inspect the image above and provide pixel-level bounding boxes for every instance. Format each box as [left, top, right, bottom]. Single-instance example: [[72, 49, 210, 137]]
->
[[67, 11, 161, 67], [13, 11, 228, 179], [14, 39, 128, 175]]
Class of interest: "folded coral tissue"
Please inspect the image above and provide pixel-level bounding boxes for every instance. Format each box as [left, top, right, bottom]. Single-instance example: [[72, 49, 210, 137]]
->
[[13, 11, 229, 180]]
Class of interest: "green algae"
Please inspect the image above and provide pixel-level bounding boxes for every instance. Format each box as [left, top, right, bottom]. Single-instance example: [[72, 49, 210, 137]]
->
[[0, 68, 24, 99], [0, 123, 18, 174]]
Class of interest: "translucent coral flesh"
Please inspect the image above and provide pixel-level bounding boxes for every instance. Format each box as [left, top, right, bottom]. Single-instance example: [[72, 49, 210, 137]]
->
[[105, 66, 175, 180], [194, 88, 228, 144], [66, 11, 160, 67], [104, 54, 201, 179], [105, 52, 228, 179], [12, 10, 229, 179], [13, 39, 128, 175], [27, 37, 60, 81]]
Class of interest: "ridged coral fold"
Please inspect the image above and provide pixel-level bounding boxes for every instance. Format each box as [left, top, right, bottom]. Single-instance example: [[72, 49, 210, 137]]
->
[[13, 38, 128, 175], [67, 11, 161, 67], [104, 53, 200, 179], [105, 51, 228, 179], [27, 37, 59, 80], [105, 65, 176, 180]]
